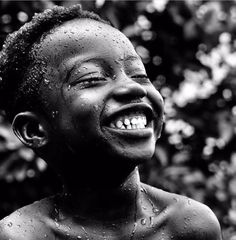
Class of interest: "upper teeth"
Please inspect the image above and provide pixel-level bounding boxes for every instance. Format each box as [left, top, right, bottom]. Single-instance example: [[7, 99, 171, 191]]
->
[[110, 114, 147, 130]]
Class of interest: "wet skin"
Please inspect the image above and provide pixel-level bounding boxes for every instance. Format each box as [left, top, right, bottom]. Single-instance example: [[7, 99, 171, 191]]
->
[[38, 19, 164, 169], [0, 19, 222, 239]]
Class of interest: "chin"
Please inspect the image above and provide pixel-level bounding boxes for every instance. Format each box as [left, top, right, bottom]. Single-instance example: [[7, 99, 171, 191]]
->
[[114, 145, 155, 166]]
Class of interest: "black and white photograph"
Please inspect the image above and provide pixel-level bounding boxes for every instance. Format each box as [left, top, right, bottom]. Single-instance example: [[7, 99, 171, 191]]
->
[[0, 1, 234, 239]]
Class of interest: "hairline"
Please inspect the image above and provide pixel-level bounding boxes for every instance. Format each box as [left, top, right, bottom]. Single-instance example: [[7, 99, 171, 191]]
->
[[2, 12, 110, 122]]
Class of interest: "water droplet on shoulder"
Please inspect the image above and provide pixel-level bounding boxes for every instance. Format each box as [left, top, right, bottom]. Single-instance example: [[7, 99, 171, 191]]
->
[[44, 78, 50, 85], [173, 197, 178, 202], [51, 110, 58, 118]]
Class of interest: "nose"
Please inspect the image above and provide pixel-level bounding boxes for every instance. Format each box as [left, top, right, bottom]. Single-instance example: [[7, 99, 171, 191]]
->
[[112, 78, 147, 102]]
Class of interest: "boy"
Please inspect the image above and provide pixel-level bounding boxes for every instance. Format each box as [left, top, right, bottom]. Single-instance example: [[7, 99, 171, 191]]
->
[[0, 4, 222, 240]]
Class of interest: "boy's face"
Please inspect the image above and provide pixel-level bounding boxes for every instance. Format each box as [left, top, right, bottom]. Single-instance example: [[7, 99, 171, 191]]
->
[[36, 19, 164, 165]]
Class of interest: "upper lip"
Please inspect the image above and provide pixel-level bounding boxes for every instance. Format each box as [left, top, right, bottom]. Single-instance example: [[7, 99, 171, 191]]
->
[[102, 103, 155, 127]]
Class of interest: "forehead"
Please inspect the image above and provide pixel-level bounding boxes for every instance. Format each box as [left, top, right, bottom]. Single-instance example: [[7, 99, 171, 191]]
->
[[36, 19, 139, 69]]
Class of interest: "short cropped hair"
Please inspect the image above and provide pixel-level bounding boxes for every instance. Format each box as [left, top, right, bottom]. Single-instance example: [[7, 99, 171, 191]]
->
[[0, 4, 108, 121]]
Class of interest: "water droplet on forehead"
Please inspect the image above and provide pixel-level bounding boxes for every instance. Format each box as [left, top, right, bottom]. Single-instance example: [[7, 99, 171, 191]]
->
[[16, 210, 22, 216], [152, 208, 159, 213], [140, 218, 146, 225], [55, 222, 59, 228], [7, 222, 13, 227], [149, 216, 154, 227]]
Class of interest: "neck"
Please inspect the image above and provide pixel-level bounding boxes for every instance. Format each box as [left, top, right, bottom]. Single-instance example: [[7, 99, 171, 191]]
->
[[58, 167, 144, 222]]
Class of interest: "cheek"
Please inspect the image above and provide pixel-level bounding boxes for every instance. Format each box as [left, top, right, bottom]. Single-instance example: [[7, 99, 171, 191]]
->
[[64, 91, 104, 128]]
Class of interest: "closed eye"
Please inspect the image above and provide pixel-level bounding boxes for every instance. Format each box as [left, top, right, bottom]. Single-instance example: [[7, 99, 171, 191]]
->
[[70, 77, 107, 89], [131, 74, 151, 84]]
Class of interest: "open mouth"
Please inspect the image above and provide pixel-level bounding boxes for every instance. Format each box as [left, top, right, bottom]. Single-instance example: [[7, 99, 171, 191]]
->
[[103, 104, 154, 131], [110, 112, 148, 130]]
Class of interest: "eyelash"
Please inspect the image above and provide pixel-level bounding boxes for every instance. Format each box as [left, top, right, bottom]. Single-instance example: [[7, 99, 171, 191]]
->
[[70, 74, 150, 89], [71, 77, 106, 89], [131, 74, 151, 83]]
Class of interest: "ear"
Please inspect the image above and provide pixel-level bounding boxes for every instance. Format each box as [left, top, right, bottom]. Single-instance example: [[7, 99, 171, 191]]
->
[[12, 111, 49, 149]]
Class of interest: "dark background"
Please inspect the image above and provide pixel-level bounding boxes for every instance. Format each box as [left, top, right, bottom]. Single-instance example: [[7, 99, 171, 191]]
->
[[0, 1, 236, 239]]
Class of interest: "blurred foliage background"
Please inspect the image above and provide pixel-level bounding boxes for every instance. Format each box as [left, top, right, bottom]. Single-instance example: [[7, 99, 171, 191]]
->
[[0, 0, 236, 239]]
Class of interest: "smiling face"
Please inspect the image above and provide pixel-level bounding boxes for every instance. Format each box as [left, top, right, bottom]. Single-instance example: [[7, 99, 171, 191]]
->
[[36, 19, 164, 168]]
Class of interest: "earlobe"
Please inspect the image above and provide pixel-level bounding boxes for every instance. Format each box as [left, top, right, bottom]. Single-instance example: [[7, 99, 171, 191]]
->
[[12, 112, 49, 148]]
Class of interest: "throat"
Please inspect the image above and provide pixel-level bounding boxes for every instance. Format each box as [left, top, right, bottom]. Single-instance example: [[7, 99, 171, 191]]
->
[[58, 167, 143, 222]]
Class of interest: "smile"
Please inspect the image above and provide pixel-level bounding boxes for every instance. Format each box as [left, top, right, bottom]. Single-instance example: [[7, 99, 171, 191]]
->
[[102, 103, 155, 137], [110, 113, 147, 130]]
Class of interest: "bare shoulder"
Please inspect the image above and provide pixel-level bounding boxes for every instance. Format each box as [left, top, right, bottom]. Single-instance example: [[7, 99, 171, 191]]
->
[[141, 183, 222, 240], [0, 196, 56, 240]]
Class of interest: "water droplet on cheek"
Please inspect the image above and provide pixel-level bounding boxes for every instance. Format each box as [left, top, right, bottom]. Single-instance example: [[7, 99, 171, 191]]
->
[[173, 197, 178, 202], [51, 110, 59, 119], [94, 105, 99, 111]]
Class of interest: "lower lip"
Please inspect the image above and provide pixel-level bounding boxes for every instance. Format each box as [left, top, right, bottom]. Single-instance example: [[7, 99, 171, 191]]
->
[[102, 126, 154, 139]]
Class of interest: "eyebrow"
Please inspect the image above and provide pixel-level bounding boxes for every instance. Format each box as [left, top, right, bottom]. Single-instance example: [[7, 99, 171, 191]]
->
[[65, 58, 101, 83], [65, 55, 142, 82], [118, 55, 142, 63]]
